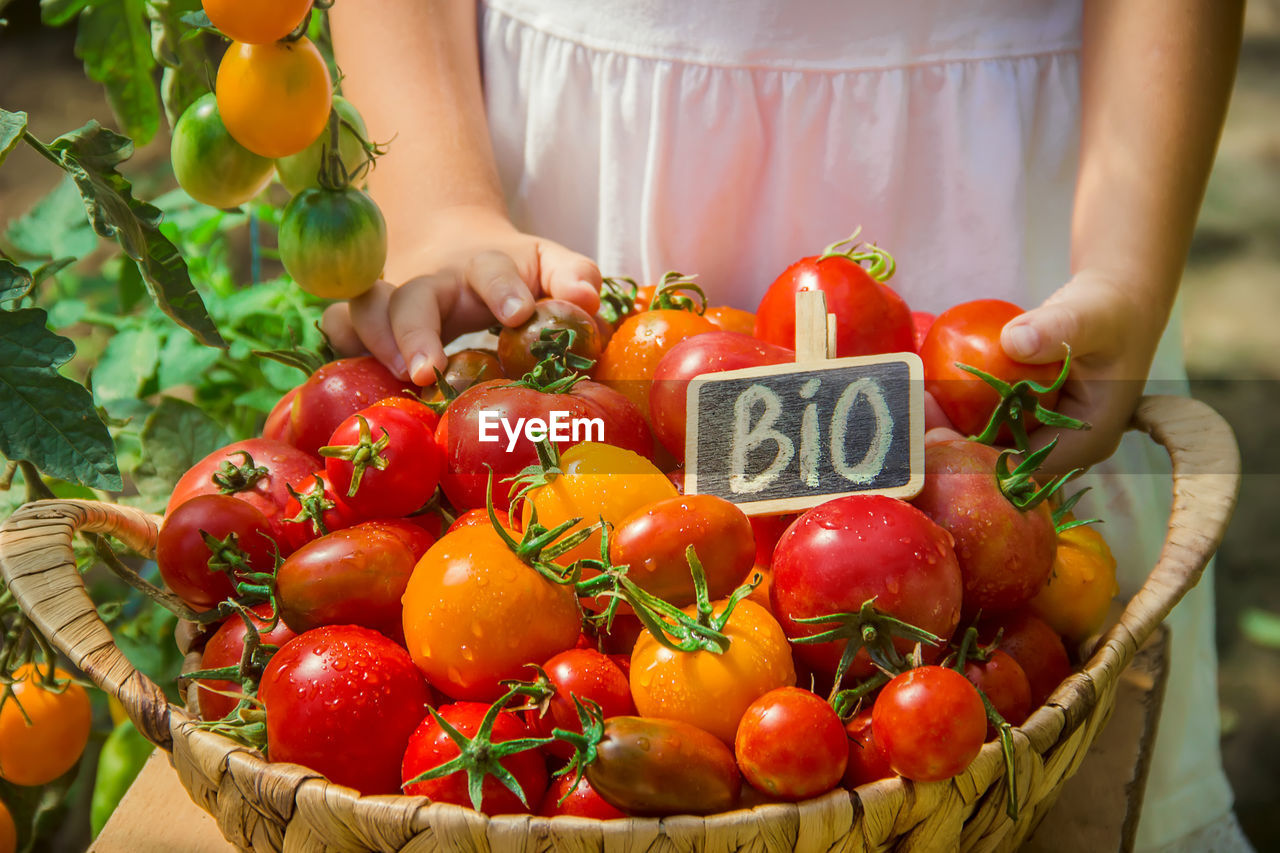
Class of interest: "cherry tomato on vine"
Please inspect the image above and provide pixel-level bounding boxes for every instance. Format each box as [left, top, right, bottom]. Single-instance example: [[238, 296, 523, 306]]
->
[[289, 356, 418, 458], [735, 687, 847, 801], [170, 93, 273, 209], [276, 96, 369, 195], [216, 38, 332, 159], [157, 494, 279, 610], [963, 649, 1032, 734], [872, 666, 986, 782], [523, 649, 635, 759], [198, 604, 297, 723], [919, 299, 1064, 437], [539, 773, 626, 819], [260, 626, 431, 795], [0, 665, 92, 786], [977, 612, 1073, 708], [842, 709, 893, 788], [321, 407, 442, 519], [279, 186, 387, 300], [202, 0, 312, 44], [498, 299, 603, 379], [279, 470, 362, 552]]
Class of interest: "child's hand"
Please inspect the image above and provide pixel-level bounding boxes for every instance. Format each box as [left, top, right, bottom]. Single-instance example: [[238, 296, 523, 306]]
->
[[999, 270, 1169, 475], [321, 205, 601, 385]]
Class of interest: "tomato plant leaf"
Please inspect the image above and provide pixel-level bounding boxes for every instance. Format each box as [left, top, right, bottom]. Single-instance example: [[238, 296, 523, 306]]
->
[[129, 396, 230, 508], [49, 121, 225, 348], [0, 309, 122, 491], [0, 108, 26, 168], [92, 325, 162, 403], [40, 0, 92, 26], [0, 259, 34, 303], [74, 0, 161, 145], [4, 176, 100, 260], [150, 0, 214, 125]]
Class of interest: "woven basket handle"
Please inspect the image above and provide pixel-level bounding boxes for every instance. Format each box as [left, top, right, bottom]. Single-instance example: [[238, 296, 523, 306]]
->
[[0, 500, 171, 750]]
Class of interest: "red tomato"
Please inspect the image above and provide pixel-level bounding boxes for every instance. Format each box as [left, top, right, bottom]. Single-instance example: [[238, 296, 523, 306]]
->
[[749, 513, 796, 570], [872, 666, 986, 782], [322, 407, 443, 519], [167, 438, 320, 544], [755, 243, 913, 357], [497, 298, 603, 379], [919, 300, 1064, 437], [262, 385, 300, 443], [771, 495, 963, 680], [842, 709, 893, 788], [401, 702, 548, 814], [156, 494, 279, 610], [423, 349, 505, 405], [369, 395, 440, 436], [525, 648, 635, 760], [649, 331, 795, 461], [964, 649, 1032, 734], [278, 470, 361, 552], [274, 523, 420, 642], [198, 604, 297, 722], [735, 687, 847, 801], [446, 509, 496, 534], [539, 773, 627, 819], [289, 357, 418, 457], [978, 612, 1073, 708], [911, 311, 936, 352], [260, 626, 431, 795], [436, 378, 651, 512], [910, 440, 1056, 615]]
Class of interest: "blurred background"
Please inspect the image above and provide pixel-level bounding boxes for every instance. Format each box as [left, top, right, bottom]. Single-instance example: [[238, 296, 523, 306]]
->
[[0, 0, 1277, 850]]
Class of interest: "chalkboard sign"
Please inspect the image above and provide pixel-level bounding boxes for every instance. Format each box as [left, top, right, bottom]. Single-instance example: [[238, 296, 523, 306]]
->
[[684, 291, 924, 515]]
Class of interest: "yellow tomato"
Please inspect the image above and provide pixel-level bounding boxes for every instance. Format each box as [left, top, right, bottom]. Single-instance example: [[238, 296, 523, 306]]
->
[[203, 0, 312, 44], [521, 442, 677, 567], [1028, 524, 1118, 643], [630, 599, 795, 744], [216, 38, 333, 159], [0, 664, 92, 786]]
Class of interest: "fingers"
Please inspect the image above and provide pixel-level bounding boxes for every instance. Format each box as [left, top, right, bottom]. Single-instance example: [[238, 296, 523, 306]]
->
[[320, 302, 366, 356], [387, 278, 451, 386], [540, 244, 602, 315], [465, 250, 536, 326], [347, 281, 409, 379], [1001, 283, 1124, 365]]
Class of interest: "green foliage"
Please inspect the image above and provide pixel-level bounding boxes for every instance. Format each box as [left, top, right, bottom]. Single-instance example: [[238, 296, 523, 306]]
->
[[75, 0, 160, 144], [0, 110, 24, 167], [90, 719, 152, 837]]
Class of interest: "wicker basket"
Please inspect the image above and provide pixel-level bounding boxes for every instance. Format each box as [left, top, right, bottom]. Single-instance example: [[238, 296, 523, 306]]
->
[[0, 395, 1240, 852]]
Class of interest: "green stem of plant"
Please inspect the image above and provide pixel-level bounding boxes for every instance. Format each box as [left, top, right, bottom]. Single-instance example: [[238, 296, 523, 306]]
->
[[22, 131, 64, 169]]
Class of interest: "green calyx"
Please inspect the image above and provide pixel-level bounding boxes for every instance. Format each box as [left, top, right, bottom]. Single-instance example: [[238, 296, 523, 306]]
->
[[995, 439, 1080, 512], [963, 346, 1090, 453], [548, 696, 607, 802], [599, 276, 640, 325], [1051, 486, 1101, 534], [514, 328, 595, 393], [318, 415, 390, 498], [817, 227, 896, 283], [402, 685, 555, 812], [648, 271, 707, 314], [946, 625, 1020, 821], [284, 474, 335, 538], [188, 603, 285, 751], [211, 450, 268, 495]]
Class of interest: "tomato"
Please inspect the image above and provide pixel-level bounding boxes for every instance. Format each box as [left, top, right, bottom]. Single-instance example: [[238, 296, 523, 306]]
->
[[278, 470, 362, 552], [963, 649, 1032, 734], [260, 625, 430, 795], [912, 311, 936, 352], [401, 524, 581, 700], [0, 665, 92, 786], [321, 406, 442, 519], [524, 649, 635, 760], [197, 604, 297, 722], [402, 702, 548, 814], [749, 513, 796, 570], [755, 240, 913, 357], [276, 96, 368, 194], [919, 299, 1064, 437], [520, 442, 677, 570], [649, 331, 795, 461], [842, 709, 893, 788], [0, 798, 14, 853], [167, 438, 320, 541], [358, 518, 437, 560], [978, 612, 1072, 708], [369, 395, 439, 436], [289, 357, 417, 457], [702, 305, 757, 336], [735, 687, 847, 801], [446, 509, 494, 534], [157, 494, 279, 610], [539, 773, 626, 819], [170, 93, 273, 208], [586, 716, 740, 816], [872, 666, 985, 782], [437, 378, 651, 513], [771, 495, 962, 681], [910, 440, 1056, 614], [215, 38, 332, 159], [262, 385, 300, 444], [607, 494, 755, 609], [1029, 523, 1118, 643], [424, 349, 505, 405], [630, 599, 795, 744], [275, 523, 421, 641], [594, 308, 717, 426], [202, 0, 311, 44], [279, 186, 387, 300], [498, 299, 603, 379]]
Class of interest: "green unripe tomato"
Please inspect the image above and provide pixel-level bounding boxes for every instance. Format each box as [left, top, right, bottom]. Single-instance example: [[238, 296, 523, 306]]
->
[[275, 97, 370, 195], [279, 186, 387, 300], [170, 93, 274, 208]]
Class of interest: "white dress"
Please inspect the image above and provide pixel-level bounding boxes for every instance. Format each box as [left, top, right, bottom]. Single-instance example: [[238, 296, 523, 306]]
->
[[476, 1, 1233, 847]]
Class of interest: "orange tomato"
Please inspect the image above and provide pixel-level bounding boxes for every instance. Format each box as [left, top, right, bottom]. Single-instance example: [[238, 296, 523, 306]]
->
[[216, 38, 333, 159], [630, 599, 795, 744], [594, 310, 717, 424], [0, 798, 14, 853], [202, 0, 312, 44], [1028, 524, 1118, 643], [520, 442, 677, 568], [0, 664, 92, 786], [401, 524, 581, 701], [703, 305, 757, 336]]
